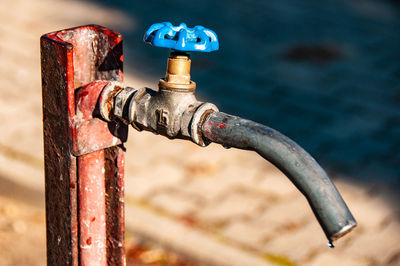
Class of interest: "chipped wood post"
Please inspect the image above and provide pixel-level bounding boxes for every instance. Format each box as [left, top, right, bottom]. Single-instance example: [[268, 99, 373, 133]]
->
[[41, 25, 127, 265]]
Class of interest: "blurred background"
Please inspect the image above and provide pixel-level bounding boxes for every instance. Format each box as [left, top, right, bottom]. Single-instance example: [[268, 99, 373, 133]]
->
[[90, 0, 400, 186], [0, 0, 399, 265]]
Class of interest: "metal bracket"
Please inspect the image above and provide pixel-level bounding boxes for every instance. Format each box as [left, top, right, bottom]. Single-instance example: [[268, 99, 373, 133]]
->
[[41, 25, 126, 266]]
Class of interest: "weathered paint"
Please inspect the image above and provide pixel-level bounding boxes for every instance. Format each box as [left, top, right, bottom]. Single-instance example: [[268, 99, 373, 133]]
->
[[78, 150, 107, 266], [104, 146, 125, 264], [41, 30, 78, 266], [74, 81, 127, 156], [41, 25, 126, 265]]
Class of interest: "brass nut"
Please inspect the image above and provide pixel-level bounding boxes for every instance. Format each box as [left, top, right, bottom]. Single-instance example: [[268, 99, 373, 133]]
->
[[165, 55, 191, 84], [159, 79, 196, 92]]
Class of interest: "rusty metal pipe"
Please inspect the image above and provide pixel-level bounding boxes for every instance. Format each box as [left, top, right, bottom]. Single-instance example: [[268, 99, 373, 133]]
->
[[201, 112, 357, 243], [78, 150, 107, 266]]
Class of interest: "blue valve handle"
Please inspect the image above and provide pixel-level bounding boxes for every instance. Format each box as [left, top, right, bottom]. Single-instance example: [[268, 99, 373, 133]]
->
[[144, 22, 219, 52]]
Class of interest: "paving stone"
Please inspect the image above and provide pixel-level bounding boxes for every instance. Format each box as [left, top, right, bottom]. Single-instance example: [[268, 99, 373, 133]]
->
[[344, 219, 400, 265], [257, 197, 313, 234], [149, 192, 198, 217], [349, 195, 393, 230], [222, 219, 273, 249], [125, 161, 185, 198], [334, 180, 369, 204], [196, 192, 267, 225], [178, 159, 263, 202], [0, 152, 43, 191], [125, 205, 273, 266], [308, 252, 370, 266], [254, 169, 298, 199], [0, 196, 45, 266], [180, 176, 236, 202], [262, 221, 327, 263], [209, 164, 259, 188], [387, 252, 400, 266]]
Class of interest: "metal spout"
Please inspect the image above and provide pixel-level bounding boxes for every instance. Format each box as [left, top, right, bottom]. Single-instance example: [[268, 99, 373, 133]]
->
[[200, 111, 357, 242]]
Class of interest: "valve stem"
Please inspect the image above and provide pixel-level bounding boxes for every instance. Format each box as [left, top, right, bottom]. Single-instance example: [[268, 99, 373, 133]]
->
[[165, 52, 191, 84], [159, 52, 196, 91]]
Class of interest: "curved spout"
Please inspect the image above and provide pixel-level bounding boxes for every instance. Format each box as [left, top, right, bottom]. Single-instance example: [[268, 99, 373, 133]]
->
[[201, 112, 356, 243]]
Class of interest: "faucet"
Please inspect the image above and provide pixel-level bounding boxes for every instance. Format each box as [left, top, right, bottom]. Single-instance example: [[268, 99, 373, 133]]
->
[[99, 22, 356, 246]]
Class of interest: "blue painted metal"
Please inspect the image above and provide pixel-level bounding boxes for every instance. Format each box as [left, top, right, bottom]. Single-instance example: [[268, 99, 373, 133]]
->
[[144, 22, 219, 52]]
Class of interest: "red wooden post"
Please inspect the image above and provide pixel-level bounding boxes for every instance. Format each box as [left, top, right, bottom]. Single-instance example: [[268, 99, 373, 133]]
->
[[41, 25, 127, 265]]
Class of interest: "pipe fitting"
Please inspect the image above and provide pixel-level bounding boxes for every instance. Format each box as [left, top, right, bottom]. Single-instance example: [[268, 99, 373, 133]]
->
[[99, 81, 125, 122], [190, 103, 219, 146], [99, 82, 218, 145], [130, 87, 200, 138], [99, 51, 219, 145]]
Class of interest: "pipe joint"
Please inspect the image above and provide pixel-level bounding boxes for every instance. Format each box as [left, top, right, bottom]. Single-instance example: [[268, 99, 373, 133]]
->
[[99, 82, 218, 144]]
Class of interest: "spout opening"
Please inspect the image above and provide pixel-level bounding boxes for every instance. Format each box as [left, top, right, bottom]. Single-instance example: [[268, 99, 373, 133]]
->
[[329, 221, 357, 241]]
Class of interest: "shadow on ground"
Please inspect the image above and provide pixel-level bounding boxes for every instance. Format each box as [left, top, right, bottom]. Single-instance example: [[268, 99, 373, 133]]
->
[[0, 175, 43, 208]]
